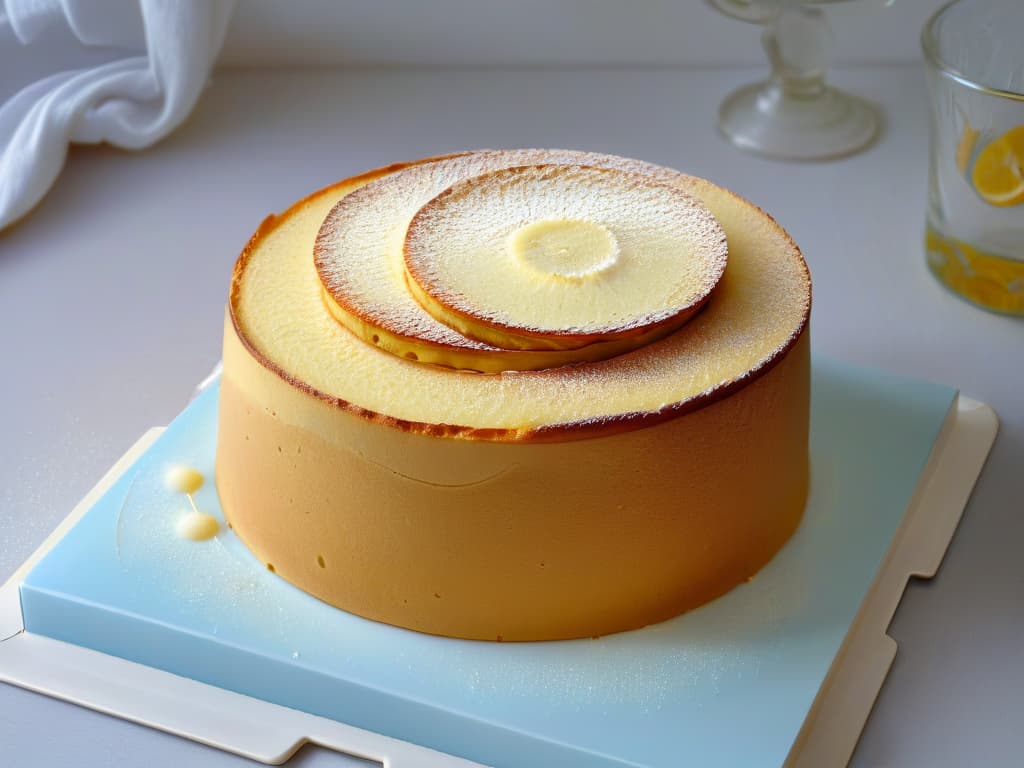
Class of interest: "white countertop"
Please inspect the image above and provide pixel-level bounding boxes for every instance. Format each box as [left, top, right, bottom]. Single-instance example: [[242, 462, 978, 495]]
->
[[1, 64, 1021, 768]]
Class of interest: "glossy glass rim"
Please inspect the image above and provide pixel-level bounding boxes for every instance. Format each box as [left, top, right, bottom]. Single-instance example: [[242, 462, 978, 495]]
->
[[922, 0, 1024, 102]]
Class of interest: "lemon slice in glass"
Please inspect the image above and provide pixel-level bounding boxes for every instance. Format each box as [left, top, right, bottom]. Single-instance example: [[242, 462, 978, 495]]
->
[[972, 125, 1024, 207]]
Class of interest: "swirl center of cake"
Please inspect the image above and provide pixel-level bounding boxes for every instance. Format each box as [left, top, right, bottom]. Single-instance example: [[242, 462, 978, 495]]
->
[[507, 218, 619, 279]]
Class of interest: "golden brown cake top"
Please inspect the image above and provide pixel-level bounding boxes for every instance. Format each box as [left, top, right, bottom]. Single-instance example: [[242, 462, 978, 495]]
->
[[230, 149, 810, 441]]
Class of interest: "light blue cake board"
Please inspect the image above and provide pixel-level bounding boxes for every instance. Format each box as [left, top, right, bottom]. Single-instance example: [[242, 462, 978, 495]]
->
[[0, 357, 998, 768]]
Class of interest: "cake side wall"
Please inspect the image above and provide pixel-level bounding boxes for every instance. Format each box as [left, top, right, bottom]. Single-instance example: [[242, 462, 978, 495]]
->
[[215, 318, 810, 641]]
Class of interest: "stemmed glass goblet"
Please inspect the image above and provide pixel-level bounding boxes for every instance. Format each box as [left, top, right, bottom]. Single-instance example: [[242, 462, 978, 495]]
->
[[711, 0, 885, 160]]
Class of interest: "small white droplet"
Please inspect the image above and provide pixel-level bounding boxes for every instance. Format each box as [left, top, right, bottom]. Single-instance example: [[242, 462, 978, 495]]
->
[[176, 510, 220, 541], [165, 465, 204, 494]]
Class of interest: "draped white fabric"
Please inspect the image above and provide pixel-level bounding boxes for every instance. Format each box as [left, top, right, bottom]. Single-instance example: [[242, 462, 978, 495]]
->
[[0, 0, 235, 230]]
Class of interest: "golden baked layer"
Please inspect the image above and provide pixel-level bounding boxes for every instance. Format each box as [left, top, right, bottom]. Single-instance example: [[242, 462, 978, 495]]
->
[[217, 150, 812, 640], [402, 163, 727, 352], [314, 149, 737, 372]]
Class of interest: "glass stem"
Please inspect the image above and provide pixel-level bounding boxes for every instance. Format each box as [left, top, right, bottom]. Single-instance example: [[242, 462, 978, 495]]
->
[[762, 2, 832, 99]]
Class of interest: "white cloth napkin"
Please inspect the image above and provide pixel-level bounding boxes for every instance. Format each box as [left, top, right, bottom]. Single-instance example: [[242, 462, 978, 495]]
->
[[0, 0, 235, 230]]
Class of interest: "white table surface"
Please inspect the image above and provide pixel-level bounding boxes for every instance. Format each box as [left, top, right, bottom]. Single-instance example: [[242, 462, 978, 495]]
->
[[0, 64, 1021, 768]]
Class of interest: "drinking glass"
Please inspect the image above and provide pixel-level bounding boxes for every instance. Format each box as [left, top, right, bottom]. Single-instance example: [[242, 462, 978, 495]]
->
[[923, 0, 1024, 315], [711, 0, 884, 161]]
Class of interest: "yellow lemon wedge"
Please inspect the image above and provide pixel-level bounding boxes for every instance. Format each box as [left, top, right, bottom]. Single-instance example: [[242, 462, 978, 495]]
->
[[972, 125, 1024, 207]]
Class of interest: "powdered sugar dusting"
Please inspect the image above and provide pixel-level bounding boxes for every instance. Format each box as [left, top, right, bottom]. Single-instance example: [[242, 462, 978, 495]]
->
[[315, 149, 728, 350], [405, 163, 727, 336]]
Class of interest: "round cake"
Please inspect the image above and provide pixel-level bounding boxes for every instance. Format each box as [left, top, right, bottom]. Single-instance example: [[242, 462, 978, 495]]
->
[[216, 149, 812, 642]]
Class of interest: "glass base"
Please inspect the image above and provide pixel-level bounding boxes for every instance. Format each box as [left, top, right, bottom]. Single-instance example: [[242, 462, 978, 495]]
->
[[718, 81, 880, 161]]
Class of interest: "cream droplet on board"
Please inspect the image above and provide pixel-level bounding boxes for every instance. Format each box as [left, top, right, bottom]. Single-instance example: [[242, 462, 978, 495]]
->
[[176, 510, 220, 541], [165, 465, 204, 494]]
